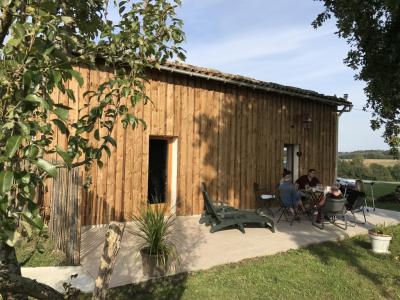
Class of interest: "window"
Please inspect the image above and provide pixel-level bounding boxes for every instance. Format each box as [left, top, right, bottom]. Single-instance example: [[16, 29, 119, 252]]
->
[[148, 138, 172, 204]]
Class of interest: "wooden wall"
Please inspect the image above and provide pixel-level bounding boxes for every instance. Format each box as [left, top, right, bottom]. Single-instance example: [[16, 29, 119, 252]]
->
[[45, 66, 338, 225]]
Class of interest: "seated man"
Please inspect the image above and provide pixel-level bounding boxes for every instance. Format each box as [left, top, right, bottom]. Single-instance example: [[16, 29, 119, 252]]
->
[[279, 171, 305, 214], [295, 168, 321, 190]]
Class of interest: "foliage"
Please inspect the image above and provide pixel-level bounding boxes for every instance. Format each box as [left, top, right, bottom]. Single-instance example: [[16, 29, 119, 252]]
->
[[0, 0, 185, 297], [369, 223, 392, 236], [313, 0, 400, 156], [338, 158, 400, 182], [81, 225, 400, 300], [0, 0, 184, 248], [129, 205, 179, 266]]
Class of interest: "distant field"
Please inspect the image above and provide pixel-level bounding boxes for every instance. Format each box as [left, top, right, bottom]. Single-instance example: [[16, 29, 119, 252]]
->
[[340, 158, 399, 167], [363, 159, 399, 167]]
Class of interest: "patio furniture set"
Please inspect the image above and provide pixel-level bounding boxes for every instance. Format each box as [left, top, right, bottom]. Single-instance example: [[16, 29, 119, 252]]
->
[[200, 182, 367, 234]]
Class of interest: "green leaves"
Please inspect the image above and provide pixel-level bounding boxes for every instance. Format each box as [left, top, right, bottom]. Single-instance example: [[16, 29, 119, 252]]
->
[[315, 0, 400, 156], [56, 146, 72, 167], [61, 16, 74, 25], [53, 107, 69, 122], [35, 159, 57, 178], [0, 171, 14, 194], [25, 94, 50, 110], [52, 119, 69, 135], [0, 0, 186, 250], [68, 69, 84, 87], [4, 230, 21, 247], [5, 135, 23, 158]]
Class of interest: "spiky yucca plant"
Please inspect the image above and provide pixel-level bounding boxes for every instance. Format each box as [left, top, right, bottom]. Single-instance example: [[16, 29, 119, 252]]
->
[[130, 204, 179, 267]]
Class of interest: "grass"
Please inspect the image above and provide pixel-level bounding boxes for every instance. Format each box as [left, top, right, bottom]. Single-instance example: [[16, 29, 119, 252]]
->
[[15, 233, 68, 267], [363, 182, 400, 212], [80, 225, 400, 300]]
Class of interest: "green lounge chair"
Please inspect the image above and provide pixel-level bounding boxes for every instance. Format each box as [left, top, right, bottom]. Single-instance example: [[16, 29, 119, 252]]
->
[[199, 183, 275, 233]]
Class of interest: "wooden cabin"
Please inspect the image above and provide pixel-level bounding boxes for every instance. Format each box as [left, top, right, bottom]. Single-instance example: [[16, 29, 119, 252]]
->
[[45, 62, 352, 225]]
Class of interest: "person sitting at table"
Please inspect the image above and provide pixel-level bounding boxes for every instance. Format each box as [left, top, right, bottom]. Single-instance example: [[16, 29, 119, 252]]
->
[[279, 168, 291, 184], [279, 171, 306, 214], [295, 168, 321, 190], [345, 179, 365, 210], [315, 185, 342, 223]]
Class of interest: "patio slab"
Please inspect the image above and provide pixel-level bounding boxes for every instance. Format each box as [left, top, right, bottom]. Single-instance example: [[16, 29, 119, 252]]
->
[[79, 208, 400, 290]]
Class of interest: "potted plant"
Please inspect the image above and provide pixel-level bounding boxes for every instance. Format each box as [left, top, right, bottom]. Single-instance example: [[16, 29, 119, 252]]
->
[[368, 223, 393, 254], [130, 204, 180, 277]]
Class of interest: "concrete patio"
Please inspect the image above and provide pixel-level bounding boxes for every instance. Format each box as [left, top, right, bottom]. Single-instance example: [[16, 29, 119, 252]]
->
[[22, 208, 400, 292], [83, 208, 400, 288]]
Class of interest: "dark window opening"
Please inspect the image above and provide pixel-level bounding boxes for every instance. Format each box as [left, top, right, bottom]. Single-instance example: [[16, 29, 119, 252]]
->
[[148, 139, 168, 204]]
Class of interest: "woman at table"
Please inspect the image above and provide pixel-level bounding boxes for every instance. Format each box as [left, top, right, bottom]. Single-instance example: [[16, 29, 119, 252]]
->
[[315, 185, 342, 223], [345, 180, 365, 210], [278, 171, 306, 214]]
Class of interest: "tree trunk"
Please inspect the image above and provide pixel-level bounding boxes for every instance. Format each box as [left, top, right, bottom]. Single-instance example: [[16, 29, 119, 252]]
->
[[0, 241, 65, 300], [92, 222, 125, 300]]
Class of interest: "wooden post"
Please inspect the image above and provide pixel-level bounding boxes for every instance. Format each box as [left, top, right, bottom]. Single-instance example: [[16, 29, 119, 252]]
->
[[92, 222, 125, 300]]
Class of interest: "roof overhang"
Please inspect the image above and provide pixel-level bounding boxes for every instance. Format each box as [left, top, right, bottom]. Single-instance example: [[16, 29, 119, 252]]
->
[[157, 62, 353, 110]]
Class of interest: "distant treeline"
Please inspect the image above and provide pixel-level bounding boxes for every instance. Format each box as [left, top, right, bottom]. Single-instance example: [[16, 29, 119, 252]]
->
[[339, 150, 393, 159], [338, 157, 400, 181]]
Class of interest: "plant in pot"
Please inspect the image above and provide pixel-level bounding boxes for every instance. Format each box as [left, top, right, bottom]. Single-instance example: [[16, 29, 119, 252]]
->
[[130, 204, 180, 277], [368, 223, 393, 254]]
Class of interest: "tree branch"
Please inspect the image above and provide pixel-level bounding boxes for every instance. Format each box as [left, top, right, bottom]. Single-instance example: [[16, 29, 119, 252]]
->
[[0, 269, 66, 300]]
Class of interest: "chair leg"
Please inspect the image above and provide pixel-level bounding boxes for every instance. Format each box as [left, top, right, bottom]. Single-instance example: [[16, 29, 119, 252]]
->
[[275, 206, 284, 216], [350, 209, 366, 225], [277, 208, 286, 223], [266, 205, 275, 218], [265, 221, 276, 233], [237, 223, 245, 234], [331, 214, 347, 230], [321, 212, 324, 230]]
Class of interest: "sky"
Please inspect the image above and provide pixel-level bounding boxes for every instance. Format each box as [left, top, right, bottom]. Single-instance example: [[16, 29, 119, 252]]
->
[[176, 0, 389, 152]]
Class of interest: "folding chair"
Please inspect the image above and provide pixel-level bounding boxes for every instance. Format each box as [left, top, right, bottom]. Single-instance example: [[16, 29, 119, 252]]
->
[[347, 195, 367, 225], [312, 197, 347, 230], [253, 182, 275, 217], [276, 188, 301, 226]]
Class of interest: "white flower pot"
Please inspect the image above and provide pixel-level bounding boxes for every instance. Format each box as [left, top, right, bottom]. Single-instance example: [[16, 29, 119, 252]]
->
[[369, 232, 392, 254]]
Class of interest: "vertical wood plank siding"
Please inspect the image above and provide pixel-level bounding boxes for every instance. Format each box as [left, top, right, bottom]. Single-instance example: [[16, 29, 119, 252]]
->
[[45, 67, 339, 225]]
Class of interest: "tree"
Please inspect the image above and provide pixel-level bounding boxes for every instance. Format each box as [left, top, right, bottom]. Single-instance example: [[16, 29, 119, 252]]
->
[[368, 163, 393, 181], [0, 0, 184, 298], [390, 163, 400, 181], [313, 0, 400, 156]]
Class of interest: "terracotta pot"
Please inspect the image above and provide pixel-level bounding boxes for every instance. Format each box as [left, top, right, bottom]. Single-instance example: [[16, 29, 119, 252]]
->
[[368, 231, 392, 254], [140, 249, 169, 277]]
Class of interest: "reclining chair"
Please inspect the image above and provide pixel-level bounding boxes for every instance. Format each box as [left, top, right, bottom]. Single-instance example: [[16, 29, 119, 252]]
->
[[199, 183, 275, 233]]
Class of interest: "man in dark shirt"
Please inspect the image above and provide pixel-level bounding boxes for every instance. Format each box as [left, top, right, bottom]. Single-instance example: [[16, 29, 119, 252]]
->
[[295, 169, 321, 190]]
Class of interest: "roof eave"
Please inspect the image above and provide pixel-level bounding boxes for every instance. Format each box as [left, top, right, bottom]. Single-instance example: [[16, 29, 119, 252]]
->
[[158, 64, 352, 108]]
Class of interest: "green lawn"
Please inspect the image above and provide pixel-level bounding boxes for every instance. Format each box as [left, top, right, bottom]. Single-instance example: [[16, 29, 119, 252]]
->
[[364, 182, 400, 212], [15, 233, 67, 267], [81, 225, 400, 300]]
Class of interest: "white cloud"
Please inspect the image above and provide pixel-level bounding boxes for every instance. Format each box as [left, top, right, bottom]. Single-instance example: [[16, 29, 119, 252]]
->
[[185, 26, 332, 68]]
